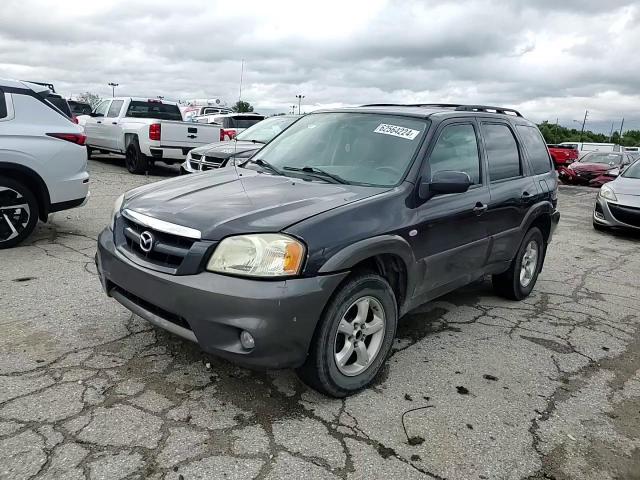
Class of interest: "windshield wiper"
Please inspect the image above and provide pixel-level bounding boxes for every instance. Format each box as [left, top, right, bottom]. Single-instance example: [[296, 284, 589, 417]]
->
[[246, 158, 282, 175], [283, 166, 349, 184], [249, 139, 266, 144]]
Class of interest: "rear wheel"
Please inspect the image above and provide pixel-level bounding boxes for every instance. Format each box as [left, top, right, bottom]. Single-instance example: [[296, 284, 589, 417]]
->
[[297, 273, 397, 397], [0, 176, 39, 249], [125, 140, 149, 174], [492, 227, 544, 300]]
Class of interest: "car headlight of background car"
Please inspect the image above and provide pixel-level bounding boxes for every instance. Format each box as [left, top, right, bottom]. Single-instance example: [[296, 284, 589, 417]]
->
[[110, 194, 125, 230], [207, 233, 305, 277], [599, 185, 617, 202], [607, 167, 620, 176]]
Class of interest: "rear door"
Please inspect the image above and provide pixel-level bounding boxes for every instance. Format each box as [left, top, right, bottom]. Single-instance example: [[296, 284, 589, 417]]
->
[[516, 124, 557, 205], [411, 119, 491, 295], [481, 121, 538, 266], [103, 99, 125, 150], [84, 99, 111, 148]]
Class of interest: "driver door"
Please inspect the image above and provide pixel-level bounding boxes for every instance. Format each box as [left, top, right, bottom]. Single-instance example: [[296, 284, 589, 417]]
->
[[410, 120, 491, 297], [84, 99, 111, 148]]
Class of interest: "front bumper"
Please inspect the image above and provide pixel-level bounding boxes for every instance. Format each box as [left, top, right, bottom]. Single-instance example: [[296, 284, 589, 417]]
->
[[558, 167, 615, 187], [593, 196, 640, 231], [96, 229, 348, 369]]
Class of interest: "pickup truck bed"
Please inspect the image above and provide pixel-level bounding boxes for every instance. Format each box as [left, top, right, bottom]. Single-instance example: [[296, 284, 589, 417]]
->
[[547, 144, 578, 169]]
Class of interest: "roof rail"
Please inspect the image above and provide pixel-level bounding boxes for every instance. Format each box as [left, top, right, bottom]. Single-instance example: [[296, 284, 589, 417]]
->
[[360, 103, 522, 117]]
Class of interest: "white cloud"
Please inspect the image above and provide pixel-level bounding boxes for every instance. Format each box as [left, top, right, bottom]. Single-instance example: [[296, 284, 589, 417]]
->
[[1, 0, 638, 131]]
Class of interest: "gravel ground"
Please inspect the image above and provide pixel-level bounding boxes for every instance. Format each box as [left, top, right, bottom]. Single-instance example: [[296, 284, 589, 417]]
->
[[1, 155, 639, 480]]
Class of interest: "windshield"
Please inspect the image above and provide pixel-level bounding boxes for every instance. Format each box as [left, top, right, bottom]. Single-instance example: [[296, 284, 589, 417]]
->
[[250, 112, 428, 187], [581, 152, 622, 165], [622, 160, 640, 179], [125, 101, 182, 121], [236, 116, 297, 143]]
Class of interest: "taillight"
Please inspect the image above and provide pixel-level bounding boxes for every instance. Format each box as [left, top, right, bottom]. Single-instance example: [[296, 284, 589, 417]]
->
[[72, 116, 79, 124], [149, 123, 161, 141], [220, 128, 236, 141], [47, 133, 86, 145]]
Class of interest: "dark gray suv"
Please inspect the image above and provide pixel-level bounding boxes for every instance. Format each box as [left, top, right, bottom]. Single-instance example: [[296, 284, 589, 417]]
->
[[96, 104, 560, 397]]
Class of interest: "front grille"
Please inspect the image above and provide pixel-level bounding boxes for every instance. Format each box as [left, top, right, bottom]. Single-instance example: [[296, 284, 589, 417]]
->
[[110, 284, 192, 331], [609, 203, 640, 227], [191, 152, 202, 160], [188, 154, 225, 171], [119, 216, 196, 270]]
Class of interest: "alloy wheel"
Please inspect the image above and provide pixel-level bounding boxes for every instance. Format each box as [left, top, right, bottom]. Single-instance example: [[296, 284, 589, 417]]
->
[[334, 296, 386, 376], [519, 240, 539, 287], [0, 187, 31, 243]]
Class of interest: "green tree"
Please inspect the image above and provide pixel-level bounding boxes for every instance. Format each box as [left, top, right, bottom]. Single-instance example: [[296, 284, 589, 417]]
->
[[232, 101, 254, 113]]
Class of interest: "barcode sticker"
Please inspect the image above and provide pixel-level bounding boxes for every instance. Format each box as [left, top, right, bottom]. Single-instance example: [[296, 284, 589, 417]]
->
[[374, 124, 420, 140]]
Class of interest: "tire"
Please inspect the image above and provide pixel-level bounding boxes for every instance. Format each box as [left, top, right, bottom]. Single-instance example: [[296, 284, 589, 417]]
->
[[0, 176, 39, 249], [125, 139, 149, 174], [297, 273, 398, 397], [592, 221, 608, 231], [492, 227, 545, 300], [86, 146, 93, 159]]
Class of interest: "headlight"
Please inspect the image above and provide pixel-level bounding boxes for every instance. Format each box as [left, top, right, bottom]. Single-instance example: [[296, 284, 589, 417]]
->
[[599, 185, 617, 202], [110, 194, 124, 230], [607, 168, 619, 176], [207, 234, 305, 277]]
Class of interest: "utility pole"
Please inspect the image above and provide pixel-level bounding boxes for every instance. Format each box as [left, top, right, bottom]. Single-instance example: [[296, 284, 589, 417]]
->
[[619, 117, 625, 145], [554, 118, 559, 144], [295, 94, 305, 115], [108, 82, 119, 97], [579, 110, 588, 142], [608, 122, 614, 142]]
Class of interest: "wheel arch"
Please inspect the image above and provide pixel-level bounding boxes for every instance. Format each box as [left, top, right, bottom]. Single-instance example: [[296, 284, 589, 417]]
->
[[0, 163, 51, 221], [318, 235, 418, 313]]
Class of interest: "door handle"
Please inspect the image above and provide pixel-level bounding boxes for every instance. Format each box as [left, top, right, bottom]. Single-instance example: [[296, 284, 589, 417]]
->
[[111, 122, 118, 125], [473, 202, 488, 215], [96, 120, 102, 124]]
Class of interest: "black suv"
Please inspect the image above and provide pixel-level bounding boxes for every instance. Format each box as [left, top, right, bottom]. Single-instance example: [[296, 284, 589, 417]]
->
[[96, 104, 559, 397]]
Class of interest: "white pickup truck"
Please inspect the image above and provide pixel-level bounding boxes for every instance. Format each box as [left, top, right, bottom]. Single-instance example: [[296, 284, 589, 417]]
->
[[83, 97, 220, 174]]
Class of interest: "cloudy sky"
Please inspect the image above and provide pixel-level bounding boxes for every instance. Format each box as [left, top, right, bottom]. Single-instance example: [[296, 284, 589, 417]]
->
[[2, 0, 638, 132]]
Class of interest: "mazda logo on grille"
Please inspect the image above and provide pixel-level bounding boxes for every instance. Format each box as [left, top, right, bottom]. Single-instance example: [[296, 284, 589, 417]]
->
[[139, 231, 154, 253]]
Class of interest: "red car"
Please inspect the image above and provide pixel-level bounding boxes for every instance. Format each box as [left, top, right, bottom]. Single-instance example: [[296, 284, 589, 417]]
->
[[558, 151, 636, 187], [547, 144, 578, 169]]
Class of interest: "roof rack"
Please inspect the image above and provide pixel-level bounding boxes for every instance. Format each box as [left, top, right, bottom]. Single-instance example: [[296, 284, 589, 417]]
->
[[360, 103, 522, 117]]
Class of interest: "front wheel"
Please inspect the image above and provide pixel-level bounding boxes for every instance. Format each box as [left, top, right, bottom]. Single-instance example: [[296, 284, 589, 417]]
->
[[492, 227, 545, 300], [297, 273, 397, 397], [0, 176, 39, 249]]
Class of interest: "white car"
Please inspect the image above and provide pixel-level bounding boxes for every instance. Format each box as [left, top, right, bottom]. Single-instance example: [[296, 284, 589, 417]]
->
[[0, 78, 89, 248], [192, 113, 265, 140], [83, 97, 221, 174]]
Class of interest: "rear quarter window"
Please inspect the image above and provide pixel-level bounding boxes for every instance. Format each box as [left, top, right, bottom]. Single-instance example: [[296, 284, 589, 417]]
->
[[0, 90, 7, 119], [516, 125, 553, 174]]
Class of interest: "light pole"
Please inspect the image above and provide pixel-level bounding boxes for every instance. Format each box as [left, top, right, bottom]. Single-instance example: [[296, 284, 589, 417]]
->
[[108, 82, 119, 97], [295, 94, 305, 115], [579, 110, 588, 142], [290, 105, 297, 115]]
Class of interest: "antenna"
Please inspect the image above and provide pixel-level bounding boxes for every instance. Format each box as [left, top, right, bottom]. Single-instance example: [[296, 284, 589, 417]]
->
[[238, 59, 244, 104], [233, 58, 248, 202]]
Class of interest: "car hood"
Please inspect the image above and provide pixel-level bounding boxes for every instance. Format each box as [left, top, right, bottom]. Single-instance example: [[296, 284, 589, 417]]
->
[[124, 168, 388, 240], [191, 140, 260, 159], [610, 176, 640, 196], [571, 162, 612, 173]]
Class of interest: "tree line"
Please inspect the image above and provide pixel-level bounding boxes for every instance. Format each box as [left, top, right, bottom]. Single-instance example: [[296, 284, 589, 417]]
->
[[538, 121, 640, 147]]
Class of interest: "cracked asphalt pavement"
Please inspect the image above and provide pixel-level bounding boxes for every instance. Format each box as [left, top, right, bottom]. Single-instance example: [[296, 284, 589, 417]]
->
[[1, 155, 639, 480]]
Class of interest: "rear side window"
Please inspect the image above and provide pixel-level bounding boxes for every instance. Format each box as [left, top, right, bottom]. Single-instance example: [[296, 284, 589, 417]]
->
[[44, 95, 72, 118], [516, 125, 552, 174], [107, 100, 124, 117], [482, 123, 521, 181], [126, 101, 182, 121], [0, 90, 6, 119], [429, 123, 481, 184]]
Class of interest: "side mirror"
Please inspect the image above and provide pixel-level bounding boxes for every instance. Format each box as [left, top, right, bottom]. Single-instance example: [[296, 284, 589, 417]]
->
[[419, 171, 472, 199]]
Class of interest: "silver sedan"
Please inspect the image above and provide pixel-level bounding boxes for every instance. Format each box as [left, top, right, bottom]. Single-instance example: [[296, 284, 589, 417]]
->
[[593, 159, 640, 231]]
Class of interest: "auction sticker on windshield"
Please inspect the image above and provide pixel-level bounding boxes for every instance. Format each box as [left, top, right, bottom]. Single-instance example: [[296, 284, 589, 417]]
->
[[374, 124, 420, 140]]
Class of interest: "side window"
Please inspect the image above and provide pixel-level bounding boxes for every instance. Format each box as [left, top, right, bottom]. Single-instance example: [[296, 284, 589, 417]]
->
[[0, 90, 7, 119], [107, 100, 124, 117], [428, 123, 481, 184], [93, 100, 110, 117], [516, 125, 552, 175], [482, 123, 521, 182]]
